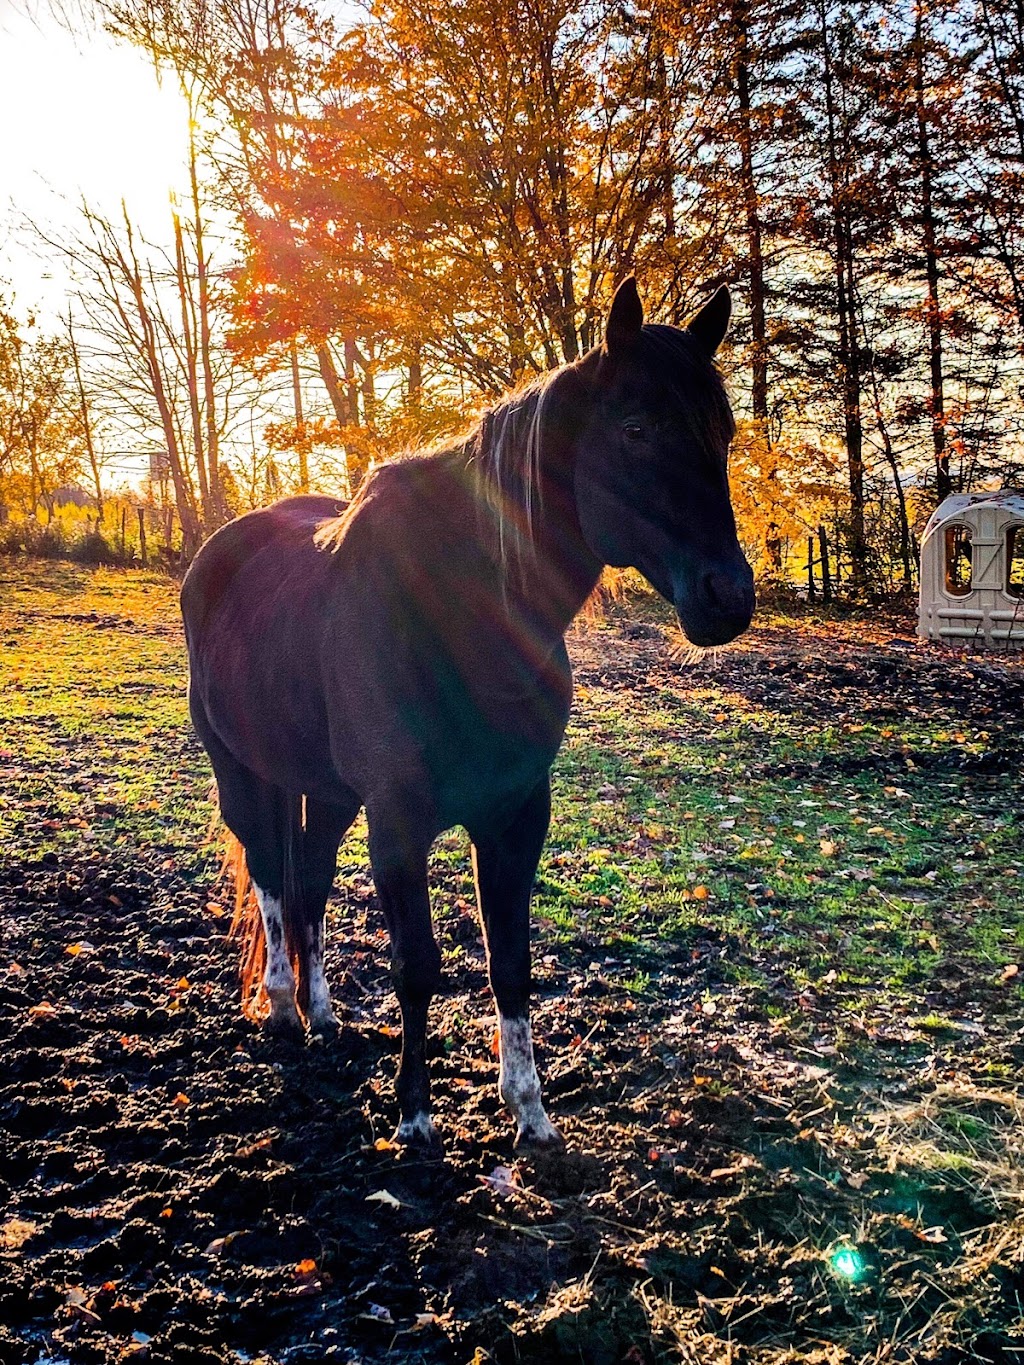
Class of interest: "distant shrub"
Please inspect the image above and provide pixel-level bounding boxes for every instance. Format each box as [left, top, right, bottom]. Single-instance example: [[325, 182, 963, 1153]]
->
[[0, 515, 162, 569], [69, 530, 118, 565]]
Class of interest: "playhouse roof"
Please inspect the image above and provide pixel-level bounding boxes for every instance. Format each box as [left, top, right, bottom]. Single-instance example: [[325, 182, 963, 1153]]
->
[[921, 490, 1024, 548]]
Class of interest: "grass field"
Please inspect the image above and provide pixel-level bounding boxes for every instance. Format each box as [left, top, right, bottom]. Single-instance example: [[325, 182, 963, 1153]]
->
[[1, 558, 1023, 1364]]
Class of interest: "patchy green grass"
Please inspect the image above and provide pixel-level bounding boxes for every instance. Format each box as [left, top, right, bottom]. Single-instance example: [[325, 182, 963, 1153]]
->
[[2, 558, 1021, 1020]]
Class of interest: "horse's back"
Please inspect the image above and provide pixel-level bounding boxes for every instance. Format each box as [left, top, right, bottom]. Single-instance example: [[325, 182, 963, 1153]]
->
[[181, 495, 346, 643]]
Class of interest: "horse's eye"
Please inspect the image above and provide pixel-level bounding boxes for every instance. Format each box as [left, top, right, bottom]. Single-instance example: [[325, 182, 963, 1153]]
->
[[622, 421, 644, 441]]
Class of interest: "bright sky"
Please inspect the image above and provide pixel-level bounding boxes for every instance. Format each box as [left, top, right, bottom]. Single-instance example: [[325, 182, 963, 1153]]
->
[[0, 0, 192, 324]]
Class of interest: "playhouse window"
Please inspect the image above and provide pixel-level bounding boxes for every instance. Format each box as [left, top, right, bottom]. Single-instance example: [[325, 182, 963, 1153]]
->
[[944, 525, 972, 596], [1008, 526, 1024, 598]]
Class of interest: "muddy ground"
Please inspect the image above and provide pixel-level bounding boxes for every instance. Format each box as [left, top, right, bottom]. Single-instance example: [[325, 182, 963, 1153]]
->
[[2, 594, 1023, 1364]]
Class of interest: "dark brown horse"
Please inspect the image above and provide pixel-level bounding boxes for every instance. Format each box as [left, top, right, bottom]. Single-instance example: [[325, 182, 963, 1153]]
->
[[181, 279, 754, 1151]]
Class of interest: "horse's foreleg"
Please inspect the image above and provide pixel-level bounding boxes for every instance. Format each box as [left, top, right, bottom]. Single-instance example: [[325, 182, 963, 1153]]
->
[[472, 776, 563, 1151], [368, 810, 442, 1150], [300, 794, 361, 1035]]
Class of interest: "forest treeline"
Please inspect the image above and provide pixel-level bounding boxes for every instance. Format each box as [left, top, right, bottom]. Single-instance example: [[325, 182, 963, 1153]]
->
[[2, 0, 1023, 589]]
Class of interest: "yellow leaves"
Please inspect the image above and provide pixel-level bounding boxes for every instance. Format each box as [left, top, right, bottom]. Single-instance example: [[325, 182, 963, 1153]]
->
[[681, 884, 710, 903], [819, 838, 838, 858], [373, 1137, 397, 1151], [999, 964, 1019, 984], [170, 1092, 190, 1108], [28, 1000, 57, 1018], [206, 901, 226, 918]]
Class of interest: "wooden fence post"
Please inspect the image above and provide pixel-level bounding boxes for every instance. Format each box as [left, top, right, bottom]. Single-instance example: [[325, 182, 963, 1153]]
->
[[138, 508, 147, 567], [819, 525, 832, 603], [120, 508, 127, 561], [807, 535, 816, 601]]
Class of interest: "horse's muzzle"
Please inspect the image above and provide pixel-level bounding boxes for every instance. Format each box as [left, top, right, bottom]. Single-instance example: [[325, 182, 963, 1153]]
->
[[677, 564, 755, 647]]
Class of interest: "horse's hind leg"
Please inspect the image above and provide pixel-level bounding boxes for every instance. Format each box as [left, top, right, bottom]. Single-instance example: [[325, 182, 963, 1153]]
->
[[470, 776, 563, 1151], [217, 768, 302, 1035], [193, 699, 300, 1034], [299, 793, 361, 1034]]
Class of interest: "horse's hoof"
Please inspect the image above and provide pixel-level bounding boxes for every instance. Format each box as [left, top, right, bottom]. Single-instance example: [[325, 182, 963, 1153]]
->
[[394, 1113, 443, 1155], [306, 1012, 341, 1042], [515, 1119, 566, 1154], [264, 1009, 304, 1041]]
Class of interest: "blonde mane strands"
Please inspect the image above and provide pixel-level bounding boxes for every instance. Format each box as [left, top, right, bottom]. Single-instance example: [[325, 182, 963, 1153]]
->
[[472, 372, 553, 590]]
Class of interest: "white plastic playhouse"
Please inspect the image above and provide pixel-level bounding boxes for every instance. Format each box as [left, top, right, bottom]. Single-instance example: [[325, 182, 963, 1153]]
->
[[918, 491, 1024, 648]]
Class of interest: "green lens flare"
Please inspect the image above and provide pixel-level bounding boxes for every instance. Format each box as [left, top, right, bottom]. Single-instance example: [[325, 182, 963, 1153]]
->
[[829, 1246, 867, 1280]]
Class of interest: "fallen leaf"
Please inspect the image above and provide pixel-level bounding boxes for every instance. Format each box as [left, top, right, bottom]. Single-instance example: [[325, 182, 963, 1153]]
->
[[373, 1137, 396, 1152], [360, 1303, 394, 1326], [480, 1165, 520, 1196], [28, 1001, 57, 1018], [692, 885, 710, 901], [366, 1189, 402, 1208], [65, 1286, 101, 1323], [820, 839, 838, 858], [171, 1092, 190, 1108], [1, 1218, 37, 1249], [1000, 964, 1019, 983]]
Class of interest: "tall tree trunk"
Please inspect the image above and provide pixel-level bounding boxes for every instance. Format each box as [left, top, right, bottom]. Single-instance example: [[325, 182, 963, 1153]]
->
[[290, 340, 308, 492], [123, 214, 201, 554], [316, 342, 348, 426], [188, 114, 225, 525], [173, 210, 212, 527], [407, 344, 423, 411], [819, 2, 867, 586], [68, 315, 104, 522], [732, 0, 770, 430], [913, 1, 951, 502]]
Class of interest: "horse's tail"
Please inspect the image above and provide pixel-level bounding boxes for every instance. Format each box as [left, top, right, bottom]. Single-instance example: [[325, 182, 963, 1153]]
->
[[222, 794, 308, 1023], [223, 832, 267, 1022]]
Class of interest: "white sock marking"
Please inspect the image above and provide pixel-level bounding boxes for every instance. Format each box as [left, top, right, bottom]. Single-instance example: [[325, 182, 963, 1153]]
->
[[306, 917, 337, 1030], [254, 883, 299, 1023], [498, 1013, 561, 1146]]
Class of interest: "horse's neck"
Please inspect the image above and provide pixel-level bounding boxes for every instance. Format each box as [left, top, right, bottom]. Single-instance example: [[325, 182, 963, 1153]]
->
[[505, 460, 603, 643]]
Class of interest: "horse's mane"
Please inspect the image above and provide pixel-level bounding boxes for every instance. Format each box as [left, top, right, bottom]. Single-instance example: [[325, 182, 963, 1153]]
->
[[314, 368, 559, 573], [468, 370, 559, 583], [315, 324, 733, 568]]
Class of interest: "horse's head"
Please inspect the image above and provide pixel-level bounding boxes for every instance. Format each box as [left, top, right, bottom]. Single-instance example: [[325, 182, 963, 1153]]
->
[[573, 278, 755, 647]]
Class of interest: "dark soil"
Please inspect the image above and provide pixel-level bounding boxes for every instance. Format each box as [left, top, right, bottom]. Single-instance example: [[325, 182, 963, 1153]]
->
[[2, 602, 1023, 1365]]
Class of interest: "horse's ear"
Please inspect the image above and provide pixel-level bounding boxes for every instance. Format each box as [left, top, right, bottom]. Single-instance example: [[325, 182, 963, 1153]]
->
[[605, 276, 644, 354], [686, 285, 731, 356]]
